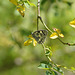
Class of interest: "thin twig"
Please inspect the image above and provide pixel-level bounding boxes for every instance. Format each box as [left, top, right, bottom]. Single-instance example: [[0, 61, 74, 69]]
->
[[37, 0, 40, 30], [37, 0, 53, 33], [42, 44, 46, 53], [37, 0, 40, 16], [42, 44, 54, 64], [42, 44, 75, 73], [37, 0, 75, 46], [58, 38, 75, 46], [38, 16, 53, 33]]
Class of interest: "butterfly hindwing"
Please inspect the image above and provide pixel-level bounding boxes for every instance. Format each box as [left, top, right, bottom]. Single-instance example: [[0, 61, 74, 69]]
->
[[32, 30, 48, 44]]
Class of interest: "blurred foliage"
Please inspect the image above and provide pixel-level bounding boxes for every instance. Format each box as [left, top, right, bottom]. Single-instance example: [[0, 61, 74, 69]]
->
[[0, 0, 75, 75]]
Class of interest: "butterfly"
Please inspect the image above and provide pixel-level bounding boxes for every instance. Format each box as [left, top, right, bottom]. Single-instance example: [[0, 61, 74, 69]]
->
[[32, 30, 48, 44]]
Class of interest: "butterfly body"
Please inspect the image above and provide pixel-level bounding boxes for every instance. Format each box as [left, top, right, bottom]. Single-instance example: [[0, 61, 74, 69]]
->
[[32, 30, 48, 44]]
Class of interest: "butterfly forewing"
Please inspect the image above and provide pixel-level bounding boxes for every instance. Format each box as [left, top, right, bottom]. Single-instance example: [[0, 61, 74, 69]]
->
[[32, 30, 48, 44]]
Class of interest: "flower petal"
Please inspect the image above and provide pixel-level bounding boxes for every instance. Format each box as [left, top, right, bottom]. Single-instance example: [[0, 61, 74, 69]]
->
[[53, 28, 61, 34], [17, 3, 25, 17], [50, 32, 58, 39], [69, 19, 75, 28], [24, 39, 32, 46], [33, 39, 37, 46], [59, 34, 64, 38]]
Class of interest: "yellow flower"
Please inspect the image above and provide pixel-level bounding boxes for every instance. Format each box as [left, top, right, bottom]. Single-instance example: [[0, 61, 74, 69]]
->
[[50, 32, 58, 39], [24, 35, 37, 46], [50, 28, 64, 39], [69, 19, 75, 28], [9, 0, 25, 17]]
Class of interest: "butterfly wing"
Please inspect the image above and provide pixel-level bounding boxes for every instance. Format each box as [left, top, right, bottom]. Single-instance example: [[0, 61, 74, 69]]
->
[[32, 30, 48, 44]]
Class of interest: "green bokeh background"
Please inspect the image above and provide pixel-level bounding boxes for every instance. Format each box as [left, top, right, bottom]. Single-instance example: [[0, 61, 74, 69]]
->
[[0, 0, 75, 75]]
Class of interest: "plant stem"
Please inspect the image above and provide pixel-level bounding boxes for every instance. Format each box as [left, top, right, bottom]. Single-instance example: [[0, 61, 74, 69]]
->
[[37, 0, 40, 30], [38, 16, 53, 33], [37, 0, 40, 17], [37, 0, 53, 33], [42, 44, 46, 53], [58, 38, 75, 46], [37, 0, 75, 46], [42, 44, 53, 64]]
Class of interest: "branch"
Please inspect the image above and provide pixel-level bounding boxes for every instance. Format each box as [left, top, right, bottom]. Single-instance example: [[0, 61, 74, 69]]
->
[[37, 0, 75, 46], [42, 44, 75, 74], [37, 0, 40, 30], [58, 38, 75, 46], [38, 16, 53, 33], [37, 0, 53, 33], [42, 44, 53, 63]]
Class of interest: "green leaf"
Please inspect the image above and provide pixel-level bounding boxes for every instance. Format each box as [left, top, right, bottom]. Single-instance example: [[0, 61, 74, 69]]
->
[[46, 71, 52, 75], [38, 61, 52, 70], [46, 71, 58, 75], [38, 63, 49, 70], [53, 67, 64, 74], [53, 71, 58, 75], [71, 67, 75, 71], [45, 50, 50, 56], [45, 50, 52, 57], [45, 47, 52, 57], [27, 0, 36, 7], [41, 61, 52, 67]]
